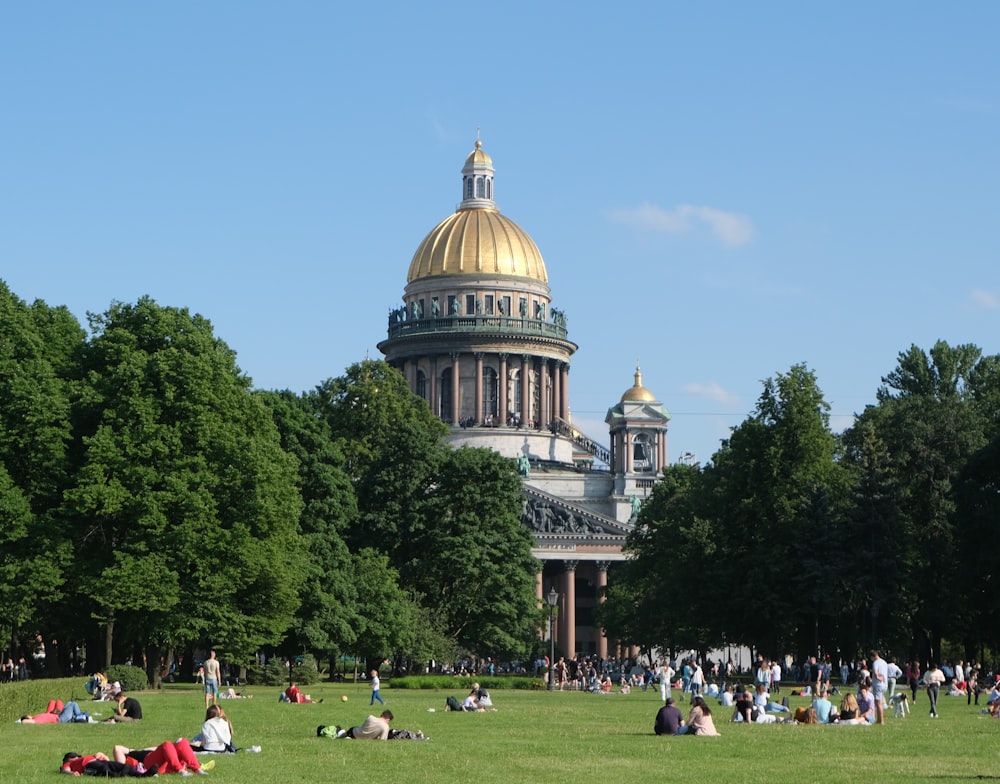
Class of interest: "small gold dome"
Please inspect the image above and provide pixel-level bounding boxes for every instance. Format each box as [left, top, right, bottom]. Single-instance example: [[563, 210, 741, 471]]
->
[[621, 366, 656, 402], [465, 139, 493, 168], [407, 207, 548, 282]]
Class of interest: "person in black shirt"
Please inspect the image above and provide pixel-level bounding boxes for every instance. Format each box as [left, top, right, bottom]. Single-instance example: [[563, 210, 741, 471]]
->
[[106, 691, 143, 723]]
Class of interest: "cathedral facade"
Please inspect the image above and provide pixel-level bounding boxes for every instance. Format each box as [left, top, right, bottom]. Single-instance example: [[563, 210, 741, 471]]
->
[[378, 140, 670, 660]]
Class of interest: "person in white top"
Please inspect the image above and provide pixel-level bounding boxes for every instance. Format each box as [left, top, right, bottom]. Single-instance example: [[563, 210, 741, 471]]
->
[[191, 704, 234, 752], [370, 669, 385, 706], [658, 661, 675, 703]]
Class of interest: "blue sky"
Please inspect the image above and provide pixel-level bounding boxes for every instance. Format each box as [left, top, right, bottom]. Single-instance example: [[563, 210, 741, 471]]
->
[[3, 2, 997, 465]]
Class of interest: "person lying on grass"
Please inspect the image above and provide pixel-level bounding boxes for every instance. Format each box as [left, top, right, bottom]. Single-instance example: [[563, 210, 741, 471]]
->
[[21, 700, 92, 723], [61, 752, 155, 778], [112, 739, 215, 775], [324, 710, 394, 739]]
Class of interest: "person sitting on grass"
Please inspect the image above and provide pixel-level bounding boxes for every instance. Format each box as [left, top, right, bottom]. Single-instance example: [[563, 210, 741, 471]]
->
[[811, 688, 836, 724], [654, 697, 685, 735], [462, 690, 485, 711], [190, 704, 234, 752], [679, 696, 720, 736], [113, 739, 215, 775], [284, 682, 321, 703], [793, 706, 818, 724], [836, 693, 865, 724], [857, 681, 876, 724], [731, 685, 753, 723], [754, 684, 790, 714], [105, 691, 143, 723]]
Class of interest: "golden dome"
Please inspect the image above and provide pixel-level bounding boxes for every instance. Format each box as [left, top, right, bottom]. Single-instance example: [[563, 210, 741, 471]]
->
[[407, 139, 549, 283], [465, 139, 493, 168], [621, 366, 656, 403], [407, 207, 548, 282]]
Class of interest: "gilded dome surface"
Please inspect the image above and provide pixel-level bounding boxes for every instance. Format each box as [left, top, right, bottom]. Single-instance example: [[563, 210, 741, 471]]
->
[[407, 207, 549, 283], [621, 366, 656, 402], [465, 143, 493, 168]]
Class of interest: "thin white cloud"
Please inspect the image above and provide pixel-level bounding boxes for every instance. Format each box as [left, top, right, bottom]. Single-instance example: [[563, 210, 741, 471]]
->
[[683, 382, 742, 409], [969, 288, 999, 310], [607, 203, 756, 247]]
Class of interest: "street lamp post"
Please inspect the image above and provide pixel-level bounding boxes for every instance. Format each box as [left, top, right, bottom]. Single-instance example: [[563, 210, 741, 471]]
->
[[546, 587, 559, 692]]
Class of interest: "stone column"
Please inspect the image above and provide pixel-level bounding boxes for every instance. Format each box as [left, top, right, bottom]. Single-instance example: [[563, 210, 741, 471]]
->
[[552, 361, 562, 422], [560, 561, 578, 659], [520, 355, 530, 426], [498, 353, 509, 425], [475, 352, 484, 424], [538, 358, 548, 427], [451, 352, 461, 424], [596, 561, 610, 660], [429, 356, 438, 418], [560, 364, 570, 421]]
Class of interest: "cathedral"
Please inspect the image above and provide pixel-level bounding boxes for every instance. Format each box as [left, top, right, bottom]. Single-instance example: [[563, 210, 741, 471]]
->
[[378, 139, 670, 659]]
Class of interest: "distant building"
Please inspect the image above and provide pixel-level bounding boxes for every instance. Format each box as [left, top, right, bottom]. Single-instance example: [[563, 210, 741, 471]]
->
[[379, 139, 670, 659]]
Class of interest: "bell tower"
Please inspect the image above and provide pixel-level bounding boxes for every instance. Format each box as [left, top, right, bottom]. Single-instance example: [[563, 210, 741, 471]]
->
[[605, 365, 671, 520]]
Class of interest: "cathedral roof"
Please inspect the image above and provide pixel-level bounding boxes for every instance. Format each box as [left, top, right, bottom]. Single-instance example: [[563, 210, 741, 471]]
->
[[406, 140, 548, 283]]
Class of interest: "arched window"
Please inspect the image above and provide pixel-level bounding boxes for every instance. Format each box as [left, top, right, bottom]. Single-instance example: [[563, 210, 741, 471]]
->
[[416, 370, 427, 401], [476, 177, 485, 198], [632, 433, 654, 472], [465, 177, 474, 199]]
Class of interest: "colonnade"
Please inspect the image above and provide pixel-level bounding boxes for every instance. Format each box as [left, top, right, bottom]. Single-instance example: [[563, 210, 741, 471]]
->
[[399, 351, 570, 426], [536, 559, 612, 660]]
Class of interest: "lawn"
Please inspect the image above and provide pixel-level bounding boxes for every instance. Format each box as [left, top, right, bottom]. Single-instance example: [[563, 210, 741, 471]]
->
[[1, 678, 998, 783]]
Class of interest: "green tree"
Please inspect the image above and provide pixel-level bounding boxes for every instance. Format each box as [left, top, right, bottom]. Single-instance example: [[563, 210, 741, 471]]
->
[[257, 390, 360, 660], [350, 548, 417, 668], [409, 447, 540, 658], [62, 298, 305, 677], [599, 464, 716, 654], [850, 341, 993, 661], [308, 359, 448, 561], [0, 282, 82, 657], [705, 364, 845, 656]]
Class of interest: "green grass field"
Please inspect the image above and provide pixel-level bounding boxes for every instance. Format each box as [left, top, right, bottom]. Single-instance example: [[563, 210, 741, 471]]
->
[[2, 678, 998, 783]]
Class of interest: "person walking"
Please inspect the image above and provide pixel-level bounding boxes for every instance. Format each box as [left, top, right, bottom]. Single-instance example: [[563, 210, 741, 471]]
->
[[925, 663, 945, 718], [906, 661, 921, 703], [370, 669, 385, 706]]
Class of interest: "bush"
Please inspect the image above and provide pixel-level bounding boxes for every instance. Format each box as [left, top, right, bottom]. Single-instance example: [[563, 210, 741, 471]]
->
[[260, 658, 289, 686], [291, 654, 320, 686], [105, 664, 149, 692], [391, 675, 540, 690], [0, 677, 87, 723]]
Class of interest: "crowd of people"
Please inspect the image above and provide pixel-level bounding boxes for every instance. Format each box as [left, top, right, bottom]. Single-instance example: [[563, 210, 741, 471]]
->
[[649, 648, 1000, 734]]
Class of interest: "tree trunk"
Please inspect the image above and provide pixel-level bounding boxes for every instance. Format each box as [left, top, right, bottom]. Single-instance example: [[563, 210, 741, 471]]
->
[[104, 619, 114, 669], [145, 644, 162, 689]]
